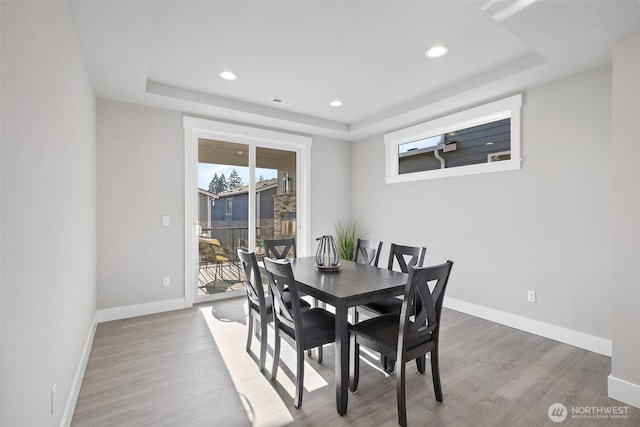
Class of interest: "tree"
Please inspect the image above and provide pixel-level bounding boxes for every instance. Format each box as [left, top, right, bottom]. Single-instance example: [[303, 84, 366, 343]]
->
[[217, 173, 228, 193], [208, 173, 219, 194], [258, 174, 265, 182], [227, 168, 243, 190]]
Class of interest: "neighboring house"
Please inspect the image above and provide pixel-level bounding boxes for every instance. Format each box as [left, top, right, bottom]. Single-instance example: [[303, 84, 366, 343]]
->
[[211, 178, 277, 225], [398, 118, 511, 174], [209, 178, 279, 248], [198, 188, 217, 233]]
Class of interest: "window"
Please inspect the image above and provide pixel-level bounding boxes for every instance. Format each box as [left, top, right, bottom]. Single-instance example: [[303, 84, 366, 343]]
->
[[385, 94, 522, 183], [225, 198, 233, 215]]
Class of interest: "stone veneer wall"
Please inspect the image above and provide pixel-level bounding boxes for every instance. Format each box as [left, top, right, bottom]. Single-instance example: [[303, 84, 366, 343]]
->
[[273, 193, 296, 239]]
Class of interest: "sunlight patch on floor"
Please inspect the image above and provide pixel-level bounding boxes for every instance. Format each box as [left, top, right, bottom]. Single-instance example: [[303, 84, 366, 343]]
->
[[200, 302, 330, 426]]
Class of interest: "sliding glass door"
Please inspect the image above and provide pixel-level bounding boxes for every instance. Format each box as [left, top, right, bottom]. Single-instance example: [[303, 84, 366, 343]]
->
[[184, 117, 311, 306], [197, 139, 250, 298], [254, 147, 297, 256]]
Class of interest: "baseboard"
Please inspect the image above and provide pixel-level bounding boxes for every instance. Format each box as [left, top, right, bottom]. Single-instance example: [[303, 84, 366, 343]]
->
[[96, 298, 186, 323], [60, 313, 97, 427], [444, 296, 612, 356], [608, 374, 640, 409]]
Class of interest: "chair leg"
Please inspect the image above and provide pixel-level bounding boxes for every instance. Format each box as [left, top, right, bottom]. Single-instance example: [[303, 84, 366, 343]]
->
[[259, 317, 268, 372], [396, 360, 407, 427], [431, 348, 443, 402], [295, 344, 305, 408], [350, 307, 359, 324], [315, 345, 323, 364], [381, 355, 395, 373], [416, 355, 426, 374], [349, 334, 359, 392], [246, 311, 254, 354], [271, 325, 281, 381]]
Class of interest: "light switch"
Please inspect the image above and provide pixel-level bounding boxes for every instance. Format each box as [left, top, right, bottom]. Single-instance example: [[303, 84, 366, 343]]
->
[[161, 215, 170, 226]]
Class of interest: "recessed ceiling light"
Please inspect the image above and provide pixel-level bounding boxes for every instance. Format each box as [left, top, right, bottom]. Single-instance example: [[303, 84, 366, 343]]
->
[[329, 100, 343, 107], [219, 71, 238, 81], [426, 45, 448, 58]]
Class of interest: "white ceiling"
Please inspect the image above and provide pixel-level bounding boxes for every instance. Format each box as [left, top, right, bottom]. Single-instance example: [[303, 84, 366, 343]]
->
[[69, 0, 640, 141]]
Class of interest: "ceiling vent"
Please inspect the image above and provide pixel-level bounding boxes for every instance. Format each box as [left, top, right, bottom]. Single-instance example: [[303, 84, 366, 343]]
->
[[271, 97, 293, 106]]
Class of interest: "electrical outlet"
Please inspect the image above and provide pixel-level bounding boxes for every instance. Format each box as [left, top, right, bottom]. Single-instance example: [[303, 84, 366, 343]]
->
[[162, 277, 170, 287], [527, 290, 537, 303], [51, 384, 56, 414], [161, 215, 170, 226]]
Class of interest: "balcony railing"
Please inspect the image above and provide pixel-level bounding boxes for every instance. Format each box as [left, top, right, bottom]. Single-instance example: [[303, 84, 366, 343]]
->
[[201, 226, 275, 253]]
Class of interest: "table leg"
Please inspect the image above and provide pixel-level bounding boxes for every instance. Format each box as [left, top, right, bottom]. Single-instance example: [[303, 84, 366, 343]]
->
[[335, 302, 349, 415]]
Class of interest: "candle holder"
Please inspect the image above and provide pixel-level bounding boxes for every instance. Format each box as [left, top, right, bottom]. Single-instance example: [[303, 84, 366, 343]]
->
[[315, 235, 341, 272]]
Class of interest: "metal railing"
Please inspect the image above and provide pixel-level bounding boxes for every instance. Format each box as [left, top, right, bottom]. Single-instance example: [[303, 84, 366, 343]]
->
[[201, 226, 275, 253]]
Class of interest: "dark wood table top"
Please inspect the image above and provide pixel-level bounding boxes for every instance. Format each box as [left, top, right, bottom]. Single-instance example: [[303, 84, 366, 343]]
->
[[288, 256, 408, 307]]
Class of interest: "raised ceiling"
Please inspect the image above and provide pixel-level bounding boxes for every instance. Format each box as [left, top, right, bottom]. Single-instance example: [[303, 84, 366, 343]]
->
[[70, 0, 640, 140]]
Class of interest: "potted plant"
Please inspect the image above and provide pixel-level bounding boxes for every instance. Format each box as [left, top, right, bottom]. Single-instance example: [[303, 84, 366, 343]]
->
[[335, 221, 358, 261]]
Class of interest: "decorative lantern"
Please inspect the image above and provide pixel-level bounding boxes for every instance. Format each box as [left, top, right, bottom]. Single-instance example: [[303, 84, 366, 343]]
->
[[315, 235, 340, 268]]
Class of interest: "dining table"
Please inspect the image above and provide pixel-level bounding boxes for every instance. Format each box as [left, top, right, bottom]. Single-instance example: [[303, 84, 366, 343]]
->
[[284, 256, 409, 415]]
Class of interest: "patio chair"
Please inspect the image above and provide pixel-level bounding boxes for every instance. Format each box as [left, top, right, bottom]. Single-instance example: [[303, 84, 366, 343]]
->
[[199, 237, 241, 287]]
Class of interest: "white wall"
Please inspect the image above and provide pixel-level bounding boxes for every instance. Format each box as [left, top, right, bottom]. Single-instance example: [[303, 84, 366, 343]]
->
[[310, 136, 352, 241], [610, 29, 640, 408], [1, 2, 97, 426], [97, 100, 184, 310], [352, 65, 613, 344], [97, 102, 352, 311]]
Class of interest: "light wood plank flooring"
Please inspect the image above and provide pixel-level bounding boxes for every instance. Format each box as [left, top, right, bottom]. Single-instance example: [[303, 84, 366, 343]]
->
[[72, 298, 640, 426]]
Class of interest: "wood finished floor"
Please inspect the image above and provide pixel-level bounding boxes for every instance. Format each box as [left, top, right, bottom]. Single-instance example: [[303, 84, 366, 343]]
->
[[72, 298, 640, 426]]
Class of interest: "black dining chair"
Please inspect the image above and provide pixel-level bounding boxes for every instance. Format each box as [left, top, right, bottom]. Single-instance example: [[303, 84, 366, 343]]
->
[[353, 238, 383, 267], [264, 236, 327, 359], [359, 243, 426, 371], [362, 243, 426, 316], [263, 257, 337, 408], [349, 260, 454, 427], [263, 237, 297, 260], [237, 249, 309, 372]]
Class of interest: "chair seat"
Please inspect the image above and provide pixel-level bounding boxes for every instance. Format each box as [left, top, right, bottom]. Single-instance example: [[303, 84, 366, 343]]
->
[[362, 297, 404, 315], [279, 308, 336, 350], [350, 313, 432, 357], [250, 290, 310, 314]]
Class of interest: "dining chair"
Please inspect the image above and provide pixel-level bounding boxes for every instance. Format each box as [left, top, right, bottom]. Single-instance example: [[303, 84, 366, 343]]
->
[[263, 257, 337, 408], [263, 237, 297, 259], [353, 238, 383, 267], [363, 243, 426, 315], [359, 243, 426, 371], [349, 260, 454, 427], [237, 249, 309, 372], [264, 236, 326, 359]]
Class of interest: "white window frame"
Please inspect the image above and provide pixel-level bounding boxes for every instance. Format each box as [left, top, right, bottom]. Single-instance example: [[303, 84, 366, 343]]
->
[[384, 94, 522, 183], [183, 117, 312, 306]]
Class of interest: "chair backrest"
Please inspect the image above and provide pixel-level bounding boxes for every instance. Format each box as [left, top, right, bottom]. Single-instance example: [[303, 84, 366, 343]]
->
[[353, 238, 383, 267], [387, 243, 426, 273], [263, 237, 297, 259], [237, 249, 266, 311], [398, 261, 454, 358], [262, 257, 303, 335]]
